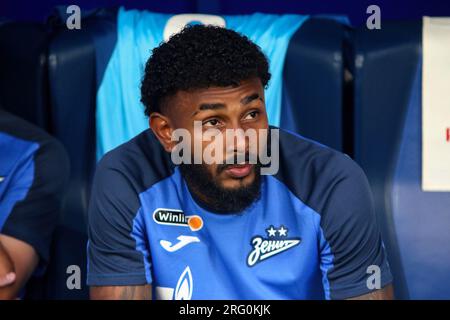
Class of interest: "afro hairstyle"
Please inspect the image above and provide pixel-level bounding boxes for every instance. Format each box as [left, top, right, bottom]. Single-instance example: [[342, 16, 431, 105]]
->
[[140, 24, 271, 116]]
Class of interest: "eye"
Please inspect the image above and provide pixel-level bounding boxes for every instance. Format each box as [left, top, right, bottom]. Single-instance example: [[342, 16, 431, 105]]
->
[[243, 110, 259, 120], [203, 118, 221, 128]]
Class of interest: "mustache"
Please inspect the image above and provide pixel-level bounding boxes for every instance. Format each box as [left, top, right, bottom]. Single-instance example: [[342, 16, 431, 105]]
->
[[217, 153, 260, 173]]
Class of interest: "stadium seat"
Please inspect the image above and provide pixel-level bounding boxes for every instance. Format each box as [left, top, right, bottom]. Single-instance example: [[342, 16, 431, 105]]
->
[[282, 17, 351, 152], [0, 10, 116, 299], [0, 22, 51, 131], [42, 8, 117, 299], [353, 21, 450, 299]]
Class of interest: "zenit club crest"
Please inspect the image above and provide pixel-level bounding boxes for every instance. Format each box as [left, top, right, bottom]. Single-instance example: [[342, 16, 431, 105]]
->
[[247, 225, 301, 267]]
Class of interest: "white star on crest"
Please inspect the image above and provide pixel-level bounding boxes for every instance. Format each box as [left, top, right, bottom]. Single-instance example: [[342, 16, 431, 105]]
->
[[278, 226, 288, 237], [266, 226, 277, 237]]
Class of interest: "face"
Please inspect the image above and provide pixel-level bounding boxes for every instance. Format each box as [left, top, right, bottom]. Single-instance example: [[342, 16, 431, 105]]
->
[[150, 77, 269, 213]]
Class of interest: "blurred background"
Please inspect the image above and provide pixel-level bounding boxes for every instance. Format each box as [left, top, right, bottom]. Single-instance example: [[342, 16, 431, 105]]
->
[[1, 0, 450, 300]]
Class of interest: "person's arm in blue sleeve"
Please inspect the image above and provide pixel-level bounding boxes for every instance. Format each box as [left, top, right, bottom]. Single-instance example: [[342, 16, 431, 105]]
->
[[319, 155, 394, 300], [0, 137, 69, 300], [87, 155, 152, 300]]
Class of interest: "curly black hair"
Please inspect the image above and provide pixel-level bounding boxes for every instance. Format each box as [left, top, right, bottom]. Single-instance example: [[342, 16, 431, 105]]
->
[[140, 24, 271, 116]]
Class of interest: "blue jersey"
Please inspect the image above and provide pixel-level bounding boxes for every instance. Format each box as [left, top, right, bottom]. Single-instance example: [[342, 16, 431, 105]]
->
[[87, 128, 392, 299], [0, 109, 69, 272]]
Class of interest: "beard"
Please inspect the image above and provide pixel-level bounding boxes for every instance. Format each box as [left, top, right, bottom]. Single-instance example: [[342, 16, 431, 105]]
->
[[179, 161, 262, 214]]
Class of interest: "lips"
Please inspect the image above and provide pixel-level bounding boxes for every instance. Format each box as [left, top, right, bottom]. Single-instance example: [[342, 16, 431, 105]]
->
[[224, 164, 253, 178]]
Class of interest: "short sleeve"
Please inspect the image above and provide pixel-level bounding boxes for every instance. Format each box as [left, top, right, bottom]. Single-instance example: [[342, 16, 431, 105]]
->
[[319, 157, 393, 299], [87, 155, 152, 286], [1, 138, 69, 269]]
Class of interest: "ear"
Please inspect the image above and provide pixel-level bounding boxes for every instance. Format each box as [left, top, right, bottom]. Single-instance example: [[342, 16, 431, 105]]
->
[[149, 113, 175, 152]]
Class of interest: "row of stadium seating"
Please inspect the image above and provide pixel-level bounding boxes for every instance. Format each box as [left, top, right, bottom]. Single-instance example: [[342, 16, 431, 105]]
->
[[0, 8, 449, 299]]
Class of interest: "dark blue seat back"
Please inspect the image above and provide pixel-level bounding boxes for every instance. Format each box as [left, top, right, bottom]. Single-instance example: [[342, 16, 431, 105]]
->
[[43, 8, 117, 300], [282, 18, 350, 152], [354, 21, 450, 299], [0, 22, 51, 130], [44, 10, 114, 299]]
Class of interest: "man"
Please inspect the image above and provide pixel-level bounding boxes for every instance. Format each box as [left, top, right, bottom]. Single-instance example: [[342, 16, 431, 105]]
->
[[88, 25, 393, 300], [0, 109, 69, 299]]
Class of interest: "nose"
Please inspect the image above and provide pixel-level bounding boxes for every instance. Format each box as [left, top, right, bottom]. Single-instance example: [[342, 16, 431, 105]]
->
[[223, 126, 250, 163]]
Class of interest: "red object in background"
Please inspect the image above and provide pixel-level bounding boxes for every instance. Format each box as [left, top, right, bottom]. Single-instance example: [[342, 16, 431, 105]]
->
[[447, 127, 450, 142]]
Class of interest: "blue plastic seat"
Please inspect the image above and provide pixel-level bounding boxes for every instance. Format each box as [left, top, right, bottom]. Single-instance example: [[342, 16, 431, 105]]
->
[[353, 20, 450, 299], [282, 17, 350, 152]]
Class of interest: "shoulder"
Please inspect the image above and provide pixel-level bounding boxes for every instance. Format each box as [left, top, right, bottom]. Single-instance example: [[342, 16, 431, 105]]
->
[[94, 129, 174, 196], [275, 128, 369, 215], [1, 109, 52, 145], [0, 110, 69, 188]]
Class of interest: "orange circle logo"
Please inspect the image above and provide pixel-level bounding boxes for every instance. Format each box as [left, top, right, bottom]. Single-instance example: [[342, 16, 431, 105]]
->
[[188, 215, 203, 231]]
